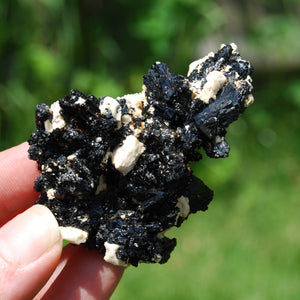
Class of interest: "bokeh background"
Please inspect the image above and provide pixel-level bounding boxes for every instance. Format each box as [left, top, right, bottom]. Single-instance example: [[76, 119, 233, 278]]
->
[[0, 0, 299, 299]]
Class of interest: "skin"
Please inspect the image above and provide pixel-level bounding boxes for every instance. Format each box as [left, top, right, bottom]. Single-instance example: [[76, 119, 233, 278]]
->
[[0, 142, 124, 300]]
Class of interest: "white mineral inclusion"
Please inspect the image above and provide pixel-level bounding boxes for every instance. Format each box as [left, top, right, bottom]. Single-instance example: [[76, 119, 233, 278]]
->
[[44, 101, 66, 132], [121, 91, 145, 119], [215, 135, 224, 144], [99, 96, 122, 127], [111, 135, 146, 175], [74, 97, 86, 105], [46, 188, 56, 200], [244, 93, 254, 107], [121, 114, 132, 124], [176, 196, 190, 218], [190, 70, 227, 104], [67, 153, 77, 161], [153, 253, 162, 263], [104, 242, 128, 266], [59, 226, 88, 245]]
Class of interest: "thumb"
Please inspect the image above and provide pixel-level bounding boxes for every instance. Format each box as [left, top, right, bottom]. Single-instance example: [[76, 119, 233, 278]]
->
[[0, 205, 62, 300]]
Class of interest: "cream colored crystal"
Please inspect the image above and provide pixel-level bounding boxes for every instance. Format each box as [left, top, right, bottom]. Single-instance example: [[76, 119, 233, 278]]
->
[[111, 135, 145, 175], [59, 226, 88, 245], [104, 242, 128, 266]]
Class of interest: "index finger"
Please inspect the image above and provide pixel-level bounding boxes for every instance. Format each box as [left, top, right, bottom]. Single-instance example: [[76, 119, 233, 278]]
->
[[0, 142, 40, 221]]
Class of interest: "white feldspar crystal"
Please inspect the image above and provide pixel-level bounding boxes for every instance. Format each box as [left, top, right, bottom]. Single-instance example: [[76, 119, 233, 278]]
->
[[244, 93, 254, 107], [59, 226, 88, 245], [230, 42, 238, 53], [121, 91, 145, 119], [215, 135, 224, 143], [190, 70, 226, 104], [44, 120, 52, 132], [99, 96, 122, 128], [46, 188, 56, 200], [44, 101, 66, 132], [111, 135, 145, 175], [176, 196, 190, 218], [104, 242, 128, 266], [74, 97, 86, 105], [67, 153, 77, 161], [121, 114, 132, 124]]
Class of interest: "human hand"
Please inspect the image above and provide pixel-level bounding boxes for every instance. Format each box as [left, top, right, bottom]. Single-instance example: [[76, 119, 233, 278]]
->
[[0, 143, 124, 300]]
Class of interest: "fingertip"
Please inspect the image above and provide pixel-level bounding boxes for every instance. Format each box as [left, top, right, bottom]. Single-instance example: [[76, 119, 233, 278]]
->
[[0, 205, 63, 299], [0, 204, 62, 266]]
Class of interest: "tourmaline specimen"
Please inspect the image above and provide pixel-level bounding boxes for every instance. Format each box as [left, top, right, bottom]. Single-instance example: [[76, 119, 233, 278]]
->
[[28, 43, 254, 267]]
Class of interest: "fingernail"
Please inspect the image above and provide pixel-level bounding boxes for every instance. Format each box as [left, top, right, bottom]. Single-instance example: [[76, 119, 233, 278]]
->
[[0, 205, 61, 265]]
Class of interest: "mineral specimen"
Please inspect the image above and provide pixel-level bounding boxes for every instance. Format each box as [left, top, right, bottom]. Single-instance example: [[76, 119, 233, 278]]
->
[[28, 43, 254, 267]]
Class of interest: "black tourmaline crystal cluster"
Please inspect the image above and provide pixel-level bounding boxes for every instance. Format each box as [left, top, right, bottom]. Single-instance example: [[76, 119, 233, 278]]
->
[[28, 44, 254, 267]]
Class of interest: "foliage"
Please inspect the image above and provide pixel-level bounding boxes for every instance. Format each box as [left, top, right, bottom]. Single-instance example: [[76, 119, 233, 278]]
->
[[0, 1, 299, 299]]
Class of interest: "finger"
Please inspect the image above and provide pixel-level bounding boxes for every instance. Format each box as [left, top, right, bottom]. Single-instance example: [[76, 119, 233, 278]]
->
[[33, 244, 76, 299], [0, 142, 40, 221], [39, 245, 125, 300], [0, 205, 62, 300]]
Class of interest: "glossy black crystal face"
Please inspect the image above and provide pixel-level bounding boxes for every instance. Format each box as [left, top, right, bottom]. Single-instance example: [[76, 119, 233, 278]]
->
[[28, 44, 254, 267]]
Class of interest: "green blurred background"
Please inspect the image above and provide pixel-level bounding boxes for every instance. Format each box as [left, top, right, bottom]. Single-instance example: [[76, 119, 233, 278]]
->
[[0, 0, 299, 299]]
